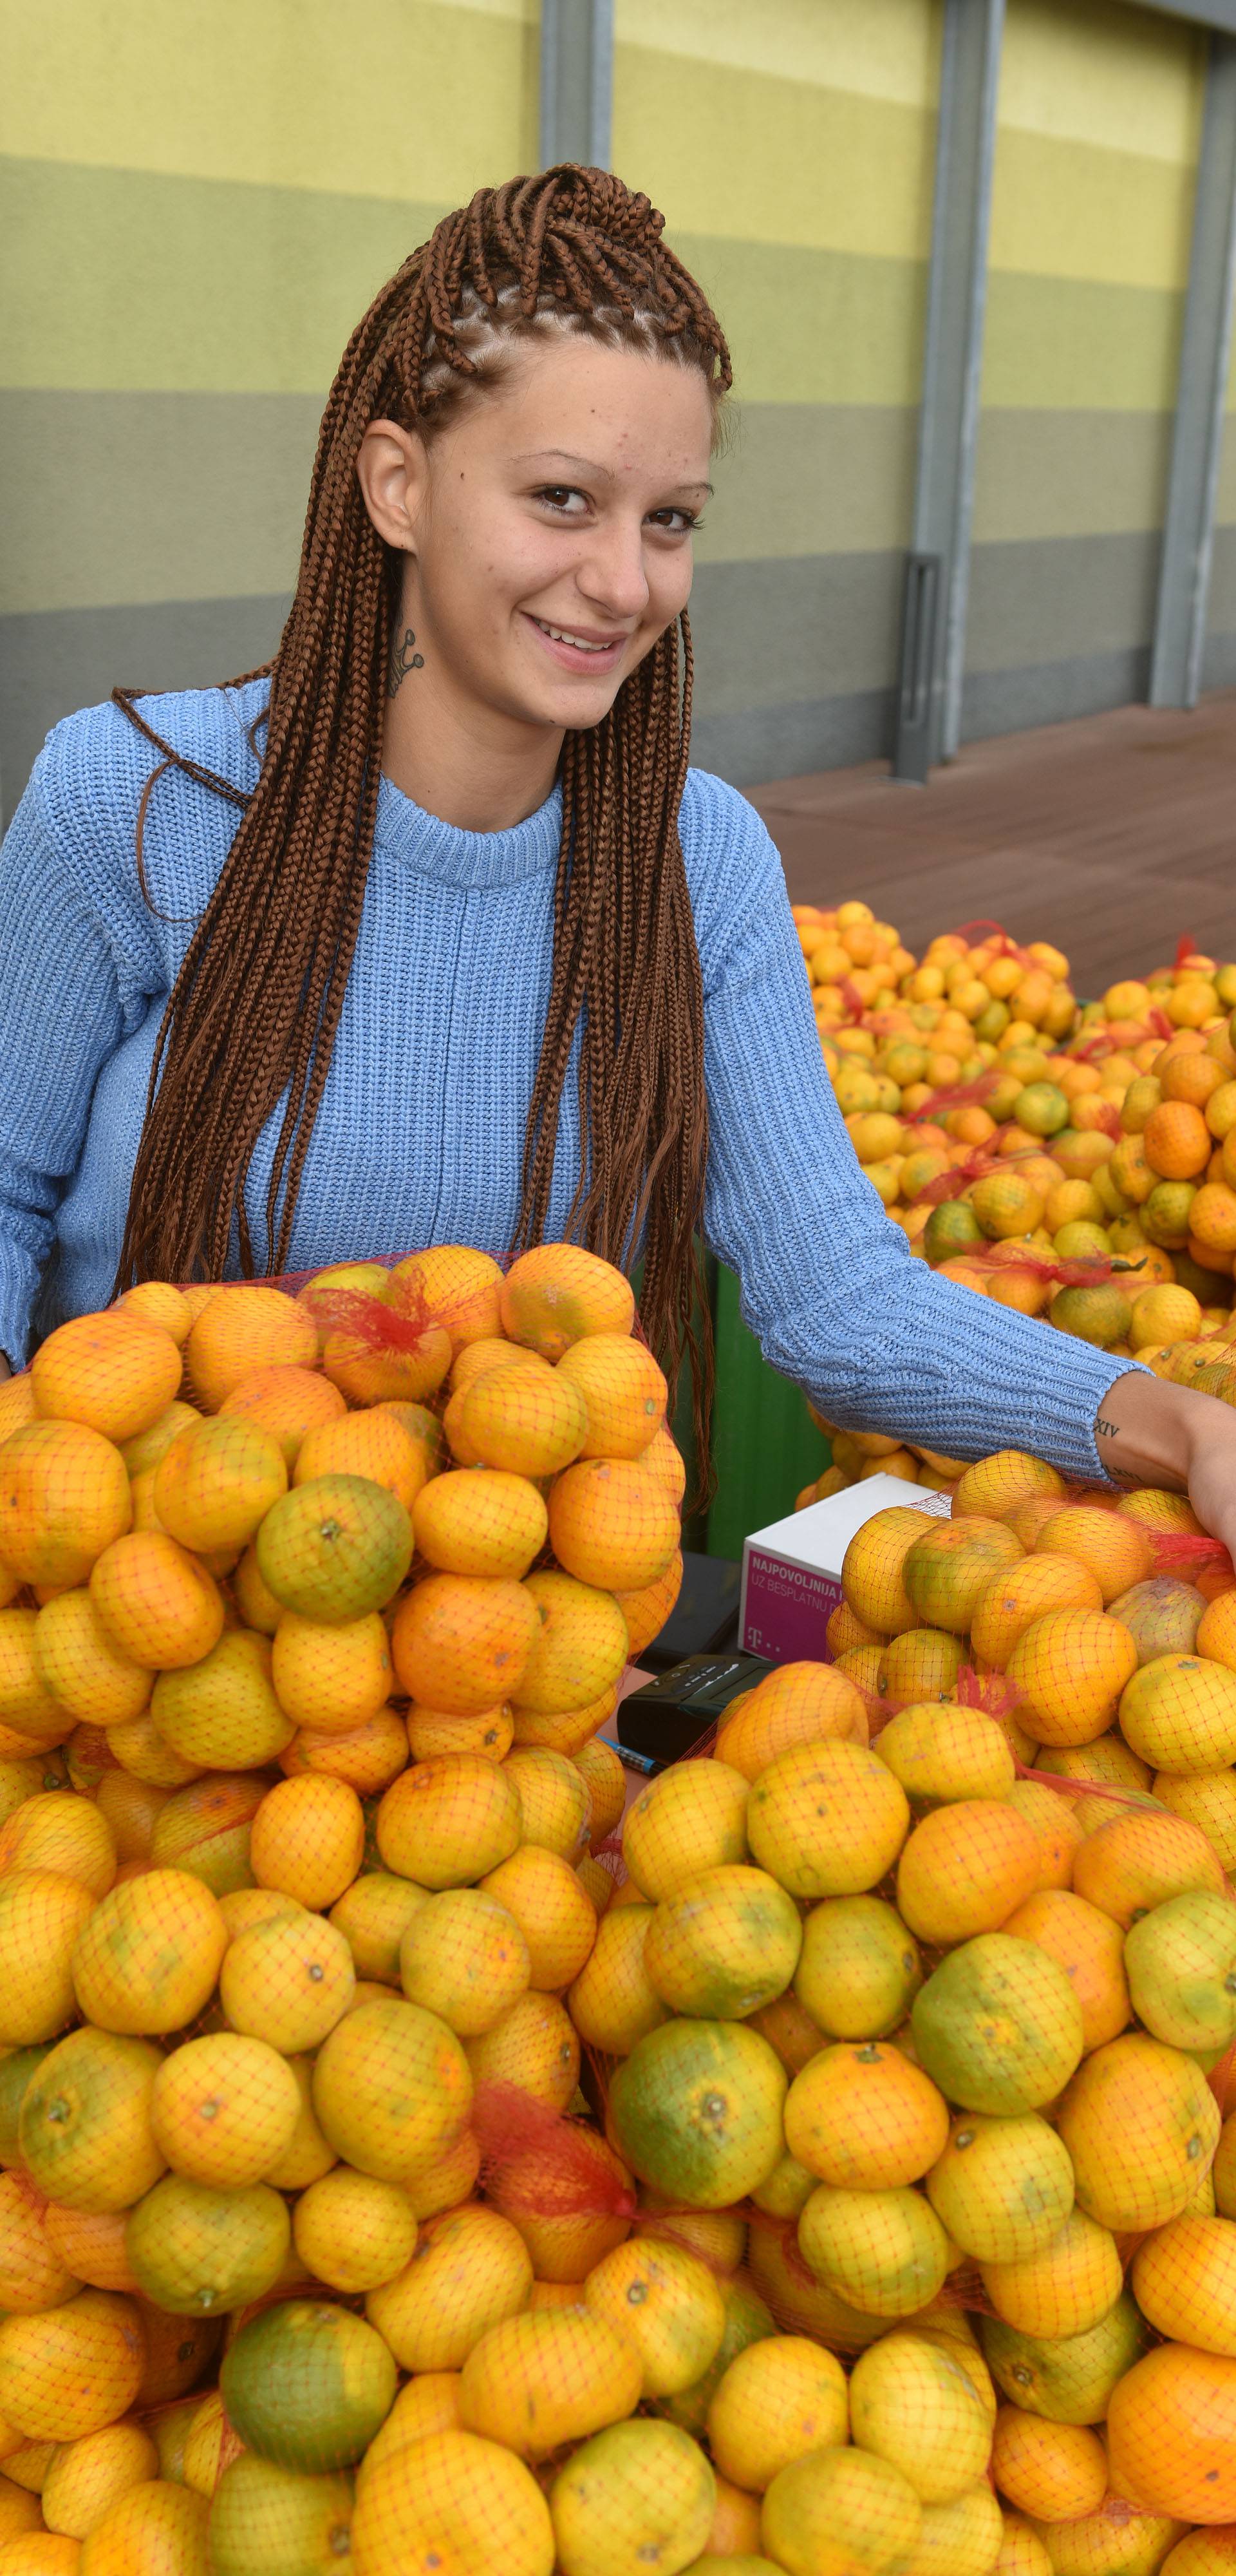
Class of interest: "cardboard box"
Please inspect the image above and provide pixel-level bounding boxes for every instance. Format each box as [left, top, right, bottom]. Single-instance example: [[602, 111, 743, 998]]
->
[[740, 1473, 951, 1665]]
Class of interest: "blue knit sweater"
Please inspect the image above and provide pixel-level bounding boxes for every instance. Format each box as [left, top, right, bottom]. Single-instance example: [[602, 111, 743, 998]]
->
[[0, 679, 1125, 1476]]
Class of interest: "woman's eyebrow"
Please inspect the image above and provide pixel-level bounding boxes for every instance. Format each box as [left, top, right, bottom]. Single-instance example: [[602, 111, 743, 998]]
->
[[512, 447, 713, 496]]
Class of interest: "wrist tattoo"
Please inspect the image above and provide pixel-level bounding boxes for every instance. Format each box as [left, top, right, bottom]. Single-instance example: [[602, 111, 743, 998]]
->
[[1096, 1417, 1119, 1439], [387, 626, 425, 697]]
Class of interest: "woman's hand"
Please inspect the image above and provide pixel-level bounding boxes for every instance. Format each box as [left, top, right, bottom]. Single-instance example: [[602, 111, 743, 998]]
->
[[1096, 1369, 1236, 1566]]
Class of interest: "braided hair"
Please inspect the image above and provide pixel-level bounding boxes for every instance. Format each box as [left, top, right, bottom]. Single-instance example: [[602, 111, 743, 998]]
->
[[114, 165, 732, 1461]]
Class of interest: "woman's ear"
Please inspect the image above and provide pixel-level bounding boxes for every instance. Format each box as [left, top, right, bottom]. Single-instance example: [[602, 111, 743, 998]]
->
[[355, 419, 430, 551]]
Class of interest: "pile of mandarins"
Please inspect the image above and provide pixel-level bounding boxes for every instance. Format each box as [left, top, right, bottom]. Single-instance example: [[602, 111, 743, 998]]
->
[[1, 1274, 1236, 2576]]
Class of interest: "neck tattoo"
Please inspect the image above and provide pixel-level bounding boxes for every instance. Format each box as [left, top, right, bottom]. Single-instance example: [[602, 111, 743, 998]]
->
[[387, 627, 426, 697]]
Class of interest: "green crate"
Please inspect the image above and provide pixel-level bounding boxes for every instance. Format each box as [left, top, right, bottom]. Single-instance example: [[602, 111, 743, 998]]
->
[[704, 1264, 831, 1560]]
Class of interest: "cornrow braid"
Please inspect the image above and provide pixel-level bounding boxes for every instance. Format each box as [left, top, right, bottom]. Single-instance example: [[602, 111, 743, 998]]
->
[[113, 164, 731, 1470]]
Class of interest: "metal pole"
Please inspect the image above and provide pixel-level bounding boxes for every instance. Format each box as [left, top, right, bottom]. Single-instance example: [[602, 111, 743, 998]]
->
[[539, 0, 614, 171], [892, 0, 1005, 780], [1149, 33, 1236, 710]]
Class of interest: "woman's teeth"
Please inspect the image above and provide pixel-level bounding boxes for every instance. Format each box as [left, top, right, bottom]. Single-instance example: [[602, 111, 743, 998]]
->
[[534, 620, 615, 652]]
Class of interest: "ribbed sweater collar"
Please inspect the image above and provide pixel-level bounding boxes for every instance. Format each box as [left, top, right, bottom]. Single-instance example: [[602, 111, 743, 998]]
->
[[374, 772, 563, 889]]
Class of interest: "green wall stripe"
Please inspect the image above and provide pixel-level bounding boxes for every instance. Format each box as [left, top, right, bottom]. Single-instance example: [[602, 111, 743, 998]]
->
[[971, 408, 1174, 542], [981, 271, 1184, 410], [1, 393, 925, 616], [1, 158, 449, 395], [1, 162, 930, 409]]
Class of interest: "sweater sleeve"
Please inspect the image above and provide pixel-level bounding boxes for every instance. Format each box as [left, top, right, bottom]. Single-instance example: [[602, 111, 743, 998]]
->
[[693, 782, 1136, 1481], [0, 774, 133, 1362]]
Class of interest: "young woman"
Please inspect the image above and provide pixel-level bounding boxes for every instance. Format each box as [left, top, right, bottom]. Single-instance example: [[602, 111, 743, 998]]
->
[[0, 166, 1230, 1545]]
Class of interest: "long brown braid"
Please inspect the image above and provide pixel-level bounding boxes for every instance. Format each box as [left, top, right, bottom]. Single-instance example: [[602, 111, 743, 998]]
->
[[113, 166, 731, 1461]]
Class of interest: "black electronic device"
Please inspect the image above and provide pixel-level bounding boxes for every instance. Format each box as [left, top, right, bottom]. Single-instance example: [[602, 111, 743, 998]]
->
[[614, 1650, 776, 1772], [641, 1549, 742, 1672]]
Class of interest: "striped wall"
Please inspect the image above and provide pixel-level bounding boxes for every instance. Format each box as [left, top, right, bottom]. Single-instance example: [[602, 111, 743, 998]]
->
[[612, 0, 942, 782], [0, 0, 539, 821], [964, 0, 1204, 739]]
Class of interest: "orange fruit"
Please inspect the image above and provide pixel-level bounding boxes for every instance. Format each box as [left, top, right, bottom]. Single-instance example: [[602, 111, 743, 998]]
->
[[478, 1844, 601, 1991], [124, 2170, 289, 2318], [459, 2306, 642, 2458], [556, 1336, 667, 1459], [144, 1769, 263, 1893], [312, 1996, 472, 2183], [621, 1759, 749, 1901], [1132, 2214, 1236, 2357], [970, 1554, 1103, 1667], [896, 1801, 1040, 1944], [270, 1608, 391, 1734], [459, 1360, 588, 1479], [153, 1416, 286, 1555], [0, 1424, 131, 1587], [1005, 1609, 1138, 1745], [41, 2419, 159, 2540], [608, 2017, 786, 2210], [93, 1772, 169, 1867], [0, 1871, 97, 2043], [221, 1909, 354, 2054], [88, 1532, 223, 1672], [464, 1990, 579, 2110], [218, 1363, 345, 1464], [295, 1407, 434, 1515], [256, 1474, 413, 1624], [1056, 2032, 1221, 2231], [0, 2168, 81, 2312], [500, 1247, 635, 1361], [990, 2410, 1108, 2521], [548, 1459, 678, 1592], [399, 1885, 530, 2034], [903, 1519, 1023, 1634], [29, 1592, 144, 1732], [322, 1309, 452, 1408], [1033, 1504, 1153, 1602], [377, 1751, 521, 1888], [117, 1280, 192, 1344], [389, 1247, 505, 1350], [414, 1471, 548, 1580], [187, 1283, 319, 1410], [0, 1792, 115, 1896], [71, 1869, 227, 2034], [248, 1774, 364, 1908], [1119, 1652, 1236, 1768], [150, 1629, 293, 1771], [283, 1709, 407, 1795], [32, 1315, 182, 1446], [642, 1425, 687, 1507], [1002, 1889, 1130, 2051], [565, 1901, 668, 2056], [407, 1700, 514, 1762], [391, 1575, 538, 1716], [715, 1665, 868, 1780], [613, 1551, 683, 1658], [747, 1740, 908, 1900], [41, 2205, 138, 2294], [841, 1508, 937, 1635], [1145, 1102, 1212, 1180], [980, 2204, 1123, 2340], [0, 1609, 71, 1746], [0, 2290, 144, 2441], [912, 1933, 1085, 2117], [366, 2204, 533, 2372], [150, 2032, 300, 2188], [515, 1571, 629, 1715], [1072, 1806, 1226, 1924], [573, 1735, 626, 1844], [350, 2427, 554, 2576], [784, 2043, 949, 2189], [1107, 2343, 1236, 2523]]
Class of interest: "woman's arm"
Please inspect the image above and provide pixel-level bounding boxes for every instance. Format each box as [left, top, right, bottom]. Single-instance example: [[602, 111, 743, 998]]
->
[[0, 770, 129, 1363], [1091, 1369, 1236, 1561], [691, 782, 1152, 1486]]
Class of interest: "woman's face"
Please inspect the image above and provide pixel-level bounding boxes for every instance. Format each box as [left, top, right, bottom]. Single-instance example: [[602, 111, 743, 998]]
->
[[359, 336, 715, 738]]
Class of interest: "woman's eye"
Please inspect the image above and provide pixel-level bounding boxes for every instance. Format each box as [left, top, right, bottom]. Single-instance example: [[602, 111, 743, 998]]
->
[[536, 486, 588, 515], [649, 507, 701, 535]]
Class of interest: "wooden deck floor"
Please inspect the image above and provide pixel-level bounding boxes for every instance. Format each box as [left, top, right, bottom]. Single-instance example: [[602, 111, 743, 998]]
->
[[748, 694, 1236, 996]]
